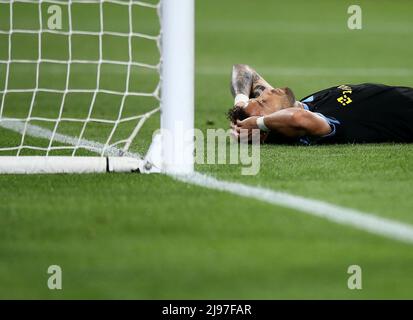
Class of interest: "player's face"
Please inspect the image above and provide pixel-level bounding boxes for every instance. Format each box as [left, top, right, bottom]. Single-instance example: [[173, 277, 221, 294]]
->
[[244, 88, 295, 117]]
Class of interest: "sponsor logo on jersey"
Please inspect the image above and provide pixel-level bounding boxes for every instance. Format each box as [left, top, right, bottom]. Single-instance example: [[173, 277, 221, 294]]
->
[[337, 85, 353, 106]]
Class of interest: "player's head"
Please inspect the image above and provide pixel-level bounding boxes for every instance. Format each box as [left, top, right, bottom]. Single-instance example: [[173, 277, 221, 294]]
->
[[227, 87, 296, 123]]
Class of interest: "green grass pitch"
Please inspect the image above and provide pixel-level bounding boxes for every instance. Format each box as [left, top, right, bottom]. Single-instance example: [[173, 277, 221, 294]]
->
[[1, 0, 413, 299]]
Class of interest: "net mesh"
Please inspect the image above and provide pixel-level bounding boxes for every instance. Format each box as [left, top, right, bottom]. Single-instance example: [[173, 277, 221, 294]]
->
[[0, 0, 161, 158]]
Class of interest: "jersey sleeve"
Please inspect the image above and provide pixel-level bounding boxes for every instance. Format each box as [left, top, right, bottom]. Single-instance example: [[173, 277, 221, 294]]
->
[[298, 112, 341, 145], [313, 112, 341, 138]]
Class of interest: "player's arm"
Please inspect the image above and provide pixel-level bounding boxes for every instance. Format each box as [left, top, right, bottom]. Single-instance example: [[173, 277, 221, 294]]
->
[[234, 108, 332, 138], [230, 64, 273, 105]]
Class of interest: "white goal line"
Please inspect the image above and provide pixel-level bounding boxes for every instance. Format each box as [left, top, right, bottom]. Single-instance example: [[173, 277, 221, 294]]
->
[[0, 118, 140, 158], [1, 119, 413, 245]]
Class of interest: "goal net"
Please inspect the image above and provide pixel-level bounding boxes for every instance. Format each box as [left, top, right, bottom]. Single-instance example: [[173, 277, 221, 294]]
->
[[0, 0, 194, 174]]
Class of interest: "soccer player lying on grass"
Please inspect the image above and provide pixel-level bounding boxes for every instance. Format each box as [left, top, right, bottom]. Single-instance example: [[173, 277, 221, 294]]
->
[[228, 64, 413, 144]]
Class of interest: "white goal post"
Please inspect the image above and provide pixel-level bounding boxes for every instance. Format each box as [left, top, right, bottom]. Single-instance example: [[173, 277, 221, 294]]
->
[[0, 0, 194, 174]]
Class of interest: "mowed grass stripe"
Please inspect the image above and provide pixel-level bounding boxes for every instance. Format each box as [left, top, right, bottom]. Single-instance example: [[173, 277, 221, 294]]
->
[[197, 66, 413, 77]]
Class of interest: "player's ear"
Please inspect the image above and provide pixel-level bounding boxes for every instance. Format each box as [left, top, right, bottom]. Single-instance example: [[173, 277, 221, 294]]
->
[[282, 87, 296, 105]]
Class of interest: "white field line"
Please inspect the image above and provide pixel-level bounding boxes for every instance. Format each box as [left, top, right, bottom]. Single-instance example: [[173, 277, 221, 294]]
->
[[0, 119, 140, 158], [197, 66, 413, 77], [2, 119, 413, 244], [175, 173, 413, 244]]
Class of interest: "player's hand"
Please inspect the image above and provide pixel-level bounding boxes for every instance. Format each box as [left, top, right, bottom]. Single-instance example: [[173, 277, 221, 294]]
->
[[233, 117, 269, 143], [233, 117, 262, 143], [230, 100, 250, 138], [230, 122, 239, 140], [235, 117, 259, 131]]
